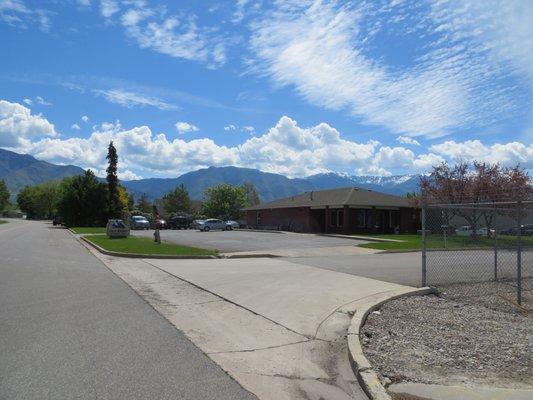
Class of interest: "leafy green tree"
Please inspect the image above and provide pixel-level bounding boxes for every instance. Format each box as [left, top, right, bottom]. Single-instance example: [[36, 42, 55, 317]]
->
[[243, 181, 260, 206], [17, 186, 37, 218], [163, 184, 192, 214], [136, 194, 152, 213], [0, 180, 10, 213], [58, 170, 109, 227], [106, 141, 122, 218], [202, 184, 248, 220], [16, 181, 60, 219]]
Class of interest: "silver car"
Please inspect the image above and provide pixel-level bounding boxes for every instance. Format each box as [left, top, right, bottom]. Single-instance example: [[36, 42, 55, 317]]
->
[[131, 215, 150, 230], [225, 220, 240, 230], [199, 219, 229, 232]]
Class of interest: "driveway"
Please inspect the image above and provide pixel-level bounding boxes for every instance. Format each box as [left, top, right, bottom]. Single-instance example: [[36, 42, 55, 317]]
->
[[133, 228, 371, 255], [89, 253, 421, 400]]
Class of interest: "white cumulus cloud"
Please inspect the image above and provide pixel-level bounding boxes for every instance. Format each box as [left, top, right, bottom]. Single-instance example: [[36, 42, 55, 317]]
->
[[0, 100, 57, 148], [397, 136, 421, 146], [3, 100, 531, 178], [175, 121, 199, 134]]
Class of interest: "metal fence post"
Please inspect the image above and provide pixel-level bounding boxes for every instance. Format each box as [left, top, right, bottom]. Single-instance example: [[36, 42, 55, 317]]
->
[[516, 201, 522, 305], [493, 231, 498, 281], [493, 207, 498, 282], [421, 201, 427, 287]]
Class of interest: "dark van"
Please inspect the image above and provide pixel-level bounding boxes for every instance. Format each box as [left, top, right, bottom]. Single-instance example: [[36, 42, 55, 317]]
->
[[168, 215, 191, 230]]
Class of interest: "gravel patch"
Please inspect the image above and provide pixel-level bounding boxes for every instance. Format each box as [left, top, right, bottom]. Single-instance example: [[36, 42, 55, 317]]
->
[[361, 285, 533, 389]]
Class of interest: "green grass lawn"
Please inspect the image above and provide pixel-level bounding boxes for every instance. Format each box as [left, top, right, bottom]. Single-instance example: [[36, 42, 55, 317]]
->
[[84, 234, 217, 256], [357, 234, 533, 251], [70, 227, 107, 234], [0, 220, 7, 224]]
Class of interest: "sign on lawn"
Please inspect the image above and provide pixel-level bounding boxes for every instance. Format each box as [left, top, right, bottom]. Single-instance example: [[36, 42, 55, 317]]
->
[[106, 219, 130, 238]]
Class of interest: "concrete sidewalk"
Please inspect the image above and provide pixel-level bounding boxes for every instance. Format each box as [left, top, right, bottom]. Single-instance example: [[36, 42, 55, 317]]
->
[[92, 250, 420, 400], [148, 258, 412, 339]]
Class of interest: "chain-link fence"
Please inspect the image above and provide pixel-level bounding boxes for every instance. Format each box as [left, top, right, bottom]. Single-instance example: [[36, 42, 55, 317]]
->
[[421, 201, 533, 311]]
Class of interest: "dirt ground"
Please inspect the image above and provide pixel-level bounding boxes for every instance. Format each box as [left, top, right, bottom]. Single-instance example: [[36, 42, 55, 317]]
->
[[361, 281, 533, 389]]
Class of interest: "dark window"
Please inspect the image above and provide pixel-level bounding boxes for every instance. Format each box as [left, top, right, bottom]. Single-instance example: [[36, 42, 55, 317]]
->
[[356, 210, 366, 227], [330, 210, 337, 227], [330, 210, 343, 227]]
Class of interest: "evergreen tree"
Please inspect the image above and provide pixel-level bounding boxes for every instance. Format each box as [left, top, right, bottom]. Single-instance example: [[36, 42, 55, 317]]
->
[[136, 194, 152, 213], [163, 184, 192, 214], [0, 179, 10, 213], [106, 141, 122, 218]]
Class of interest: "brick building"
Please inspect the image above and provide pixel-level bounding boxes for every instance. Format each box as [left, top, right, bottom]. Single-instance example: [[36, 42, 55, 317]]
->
[[244, 187, 420, 234]]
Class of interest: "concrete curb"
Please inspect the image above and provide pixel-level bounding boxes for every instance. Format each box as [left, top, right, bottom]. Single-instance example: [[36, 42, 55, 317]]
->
[[79, 236, 219, 259], [234, 228, 287, 234], [317, 233, 404, 243], [347, 287, 435, 400], [220, 253, 282, 259]]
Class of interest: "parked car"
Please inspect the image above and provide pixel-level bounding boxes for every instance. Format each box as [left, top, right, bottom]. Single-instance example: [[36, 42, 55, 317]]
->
[[168, 215, 191, 230], [155, 219, 168, 230], [225, 220, 240, 230], [199, 219, 230, 232], [500, 224, 533, 236], [52, 216, 62, 226], [455, 226, 494, 237], [190, 219, 205, 230], [131, 215, 150, 230], [477, 227, 495, 237], [455, 226, 473, 236]]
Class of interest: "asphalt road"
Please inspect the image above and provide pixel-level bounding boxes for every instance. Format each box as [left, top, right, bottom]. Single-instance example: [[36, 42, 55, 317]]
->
[[0, 219, 256, 400], [133, 228, 367, 253], [287, 249, 532, 287], [285, 253, 423, 286]]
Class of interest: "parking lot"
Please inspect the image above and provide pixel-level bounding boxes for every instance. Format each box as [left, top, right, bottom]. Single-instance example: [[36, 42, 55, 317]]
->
[[132, 228, 368, 254]]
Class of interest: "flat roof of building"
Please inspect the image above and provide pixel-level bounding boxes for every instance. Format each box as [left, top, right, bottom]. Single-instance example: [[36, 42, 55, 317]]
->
[[244, 187, 412, 210]]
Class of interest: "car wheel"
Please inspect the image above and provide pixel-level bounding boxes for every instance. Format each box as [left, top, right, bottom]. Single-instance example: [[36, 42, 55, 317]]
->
[[203, 226, 210, 232]]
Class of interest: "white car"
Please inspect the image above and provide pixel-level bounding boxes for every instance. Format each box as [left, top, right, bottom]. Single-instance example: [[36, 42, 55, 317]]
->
[[225, 220, 240, 230], [199, 219, 230, 232], [131, 215, 150, 230]]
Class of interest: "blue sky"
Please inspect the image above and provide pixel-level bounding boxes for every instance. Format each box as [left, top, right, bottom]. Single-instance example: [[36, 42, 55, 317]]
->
[[0, 0, 531, 180]]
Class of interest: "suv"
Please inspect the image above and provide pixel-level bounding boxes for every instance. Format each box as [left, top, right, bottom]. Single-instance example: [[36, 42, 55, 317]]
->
[[131, 215, 150, 230], [501, 224, 533, 236], [169, 215, 191, 230], [199, 219, 230, 232]]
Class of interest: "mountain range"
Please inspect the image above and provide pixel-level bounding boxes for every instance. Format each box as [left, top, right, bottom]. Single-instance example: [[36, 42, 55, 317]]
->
[[0, 149, 420, 202], [0, 149, 85, 196]]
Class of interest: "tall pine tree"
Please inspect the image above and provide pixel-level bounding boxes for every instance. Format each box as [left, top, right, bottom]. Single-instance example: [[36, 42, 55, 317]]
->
[[106, 141, 122, 218]]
